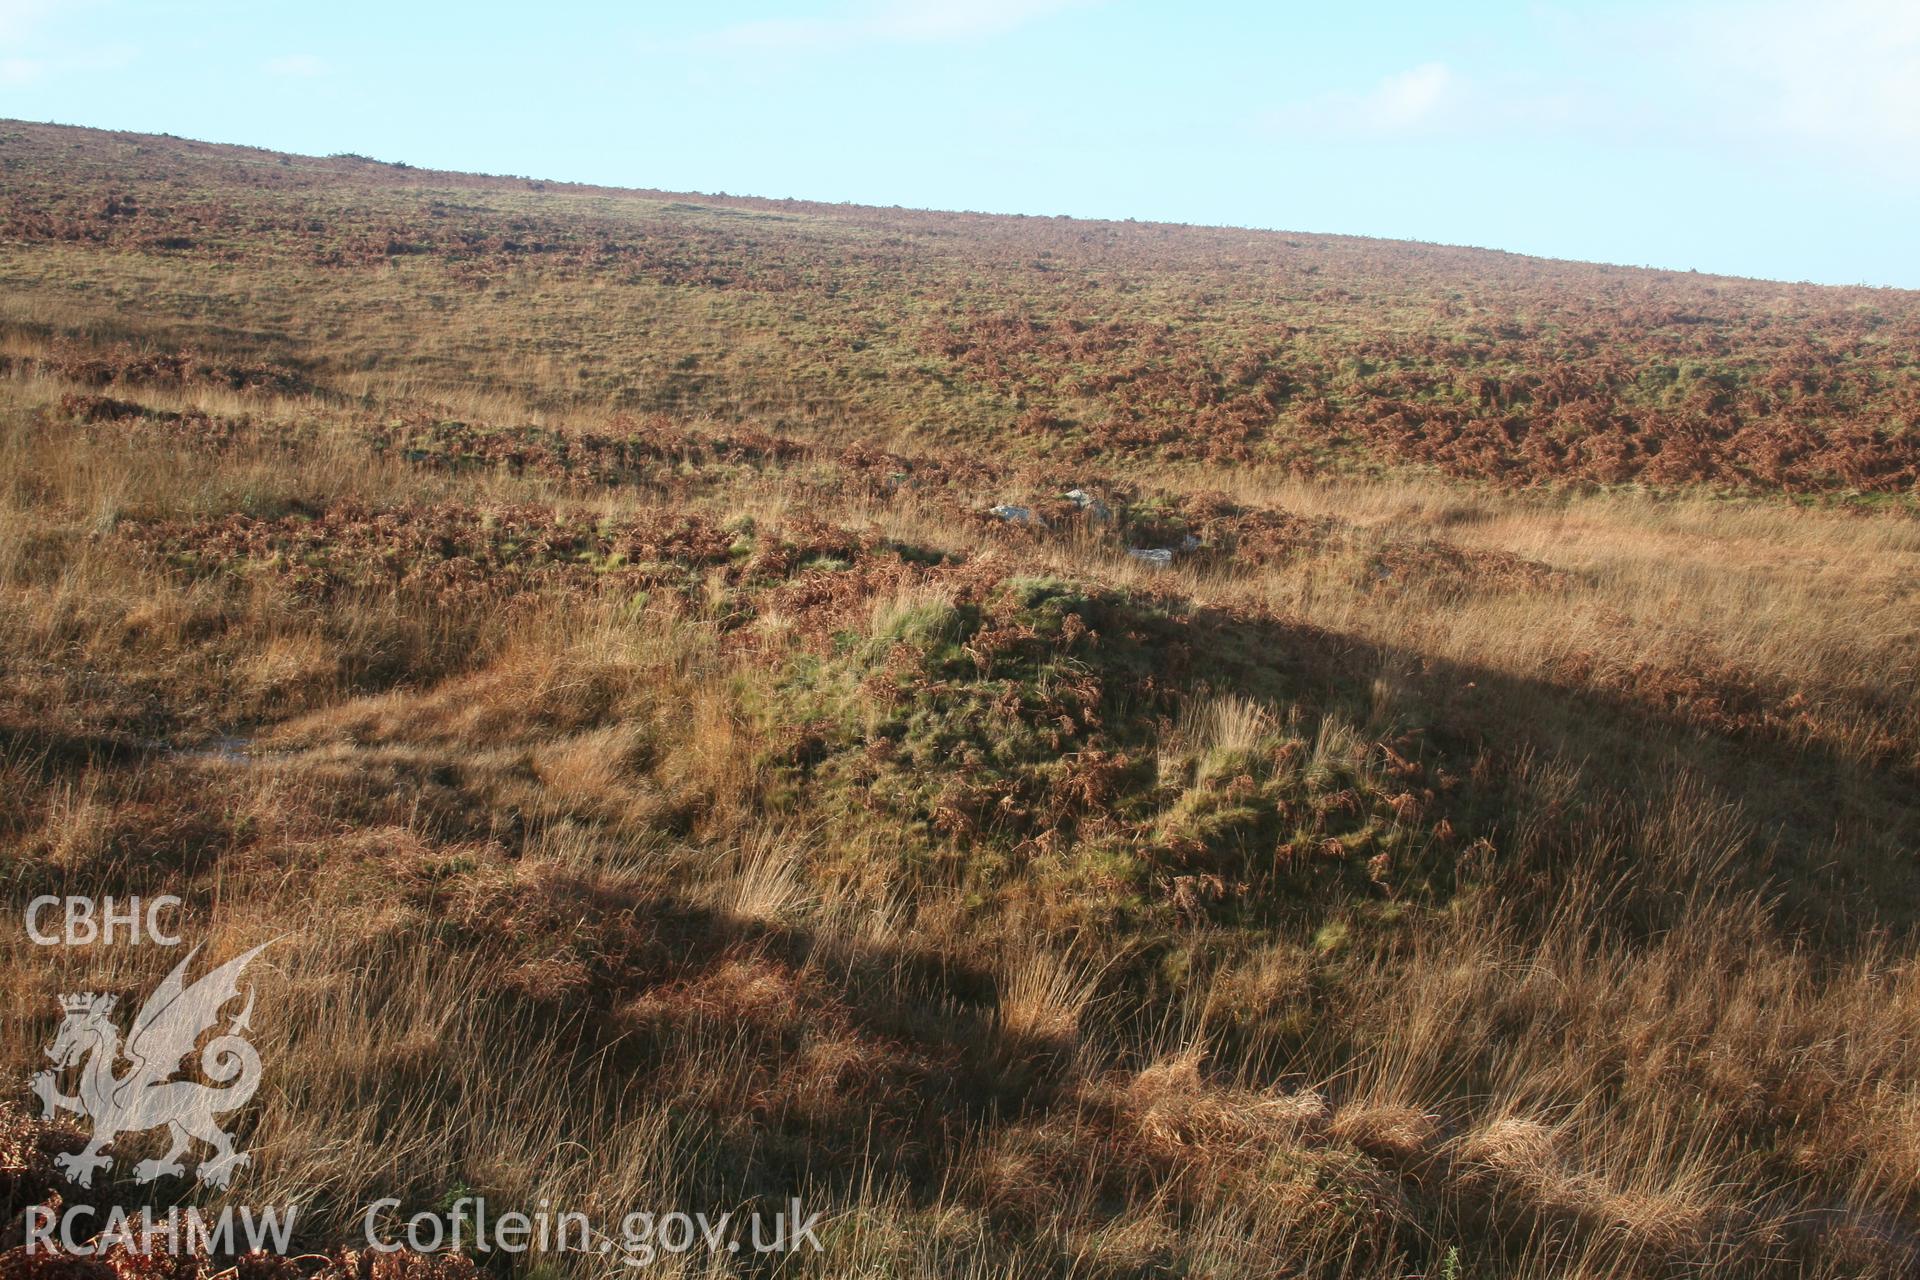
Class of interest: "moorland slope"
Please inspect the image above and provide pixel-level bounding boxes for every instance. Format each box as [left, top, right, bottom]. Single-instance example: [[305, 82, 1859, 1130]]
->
[[2, 121, 1918, 1279]]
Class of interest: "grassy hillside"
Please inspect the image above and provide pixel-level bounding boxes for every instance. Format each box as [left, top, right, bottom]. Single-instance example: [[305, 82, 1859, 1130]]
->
[[2, 120, 1919, 1279]]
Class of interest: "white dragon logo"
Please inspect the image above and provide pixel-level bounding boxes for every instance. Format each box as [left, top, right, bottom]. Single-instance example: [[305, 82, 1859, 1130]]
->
[[30, 942, 273, 1189]]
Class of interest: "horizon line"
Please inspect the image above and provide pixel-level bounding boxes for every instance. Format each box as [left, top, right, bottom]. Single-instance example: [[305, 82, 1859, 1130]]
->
[[9, 114, 1913, 297]]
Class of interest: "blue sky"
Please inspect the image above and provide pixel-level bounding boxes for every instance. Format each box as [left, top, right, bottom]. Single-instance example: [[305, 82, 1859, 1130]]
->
[[3, 1, 1917, 288]]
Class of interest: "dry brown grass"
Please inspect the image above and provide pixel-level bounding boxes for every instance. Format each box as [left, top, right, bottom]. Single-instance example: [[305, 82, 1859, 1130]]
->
[[7, 354, 1914, 1276]]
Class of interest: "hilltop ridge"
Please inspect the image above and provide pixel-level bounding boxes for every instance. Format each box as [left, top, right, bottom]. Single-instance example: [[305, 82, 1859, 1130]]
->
[[4, 119, 1917, 494]]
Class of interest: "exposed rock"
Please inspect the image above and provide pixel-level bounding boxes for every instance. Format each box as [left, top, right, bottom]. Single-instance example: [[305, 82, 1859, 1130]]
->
[[1064, 488, 1113, 521]]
